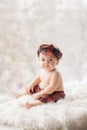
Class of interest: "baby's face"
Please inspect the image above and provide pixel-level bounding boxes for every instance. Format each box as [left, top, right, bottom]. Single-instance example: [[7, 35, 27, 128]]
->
[[39, 52, 59, 72]]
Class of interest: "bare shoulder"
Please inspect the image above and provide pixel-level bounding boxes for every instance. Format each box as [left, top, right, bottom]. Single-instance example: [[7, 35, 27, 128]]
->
[[51, 70, 62, 80], [52, 69, 61, 76]]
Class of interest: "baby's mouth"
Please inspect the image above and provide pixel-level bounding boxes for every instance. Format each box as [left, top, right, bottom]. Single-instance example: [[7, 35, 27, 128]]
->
[[44, 66, 49, 68]]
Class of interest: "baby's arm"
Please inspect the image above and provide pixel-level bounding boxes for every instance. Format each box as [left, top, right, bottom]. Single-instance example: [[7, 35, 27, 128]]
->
[[12, 75, 41, 98], [33, 72, 61, 100], [26, 75, 41, 94]]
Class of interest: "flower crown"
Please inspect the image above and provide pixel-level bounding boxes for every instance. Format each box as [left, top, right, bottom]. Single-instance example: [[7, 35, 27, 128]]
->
[[37, 44, 62, 60]]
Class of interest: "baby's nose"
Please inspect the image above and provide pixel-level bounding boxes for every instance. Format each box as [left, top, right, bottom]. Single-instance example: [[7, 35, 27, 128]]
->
[[45, 60, 49, 64]]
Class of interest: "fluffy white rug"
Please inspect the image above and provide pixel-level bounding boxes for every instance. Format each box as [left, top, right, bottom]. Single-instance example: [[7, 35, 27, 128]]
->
[[0, 78, 87, 130]]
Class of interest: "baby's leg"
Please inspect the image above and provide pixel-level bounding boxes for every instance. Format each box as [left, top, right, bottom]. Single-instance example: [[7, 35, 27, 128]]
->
[[25, 100, 43, 109], [15, 93, 27, 98], [11, 91, 27, 98]]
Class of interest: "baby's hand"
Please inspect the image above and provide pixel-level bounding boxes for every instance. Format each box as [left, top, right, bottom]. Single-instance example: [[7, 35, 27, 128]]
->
[[26, 87, 31, 94], [26, 85, 34, 94]]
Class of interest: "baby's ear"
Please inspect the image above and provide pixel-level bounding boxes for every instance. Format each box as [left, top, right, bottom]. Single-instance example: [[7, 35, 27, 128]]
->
[[56, 60, 60, 64]]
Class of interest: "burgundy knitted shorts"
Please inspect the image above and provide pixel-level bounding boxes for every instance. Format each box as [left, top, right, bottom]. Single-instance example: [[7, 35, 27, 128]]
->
[[30, 85, 65, 103]]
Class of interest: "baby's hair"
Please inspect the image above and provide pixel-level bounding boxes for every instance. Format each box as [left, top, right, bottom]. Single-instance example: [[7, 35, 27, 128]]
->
[[37, 44, 62, 60]]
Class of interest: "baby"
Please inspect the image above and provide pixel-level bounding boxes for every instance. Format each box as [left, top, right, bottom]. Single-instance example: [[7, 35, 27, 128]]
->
[[15, 44, 65, 109]]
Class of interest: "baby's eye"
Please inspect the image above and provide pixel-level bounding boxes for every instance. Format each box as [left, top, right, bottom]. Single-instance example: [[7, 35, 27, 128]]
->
[[42, 58, 45, 61], [49, 59, 53, 61]]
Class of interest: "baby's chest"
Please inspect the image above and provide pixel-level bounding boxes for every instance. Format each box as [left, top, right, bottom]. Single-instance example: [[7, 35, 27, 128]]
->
[[40, 74, 51, 83]]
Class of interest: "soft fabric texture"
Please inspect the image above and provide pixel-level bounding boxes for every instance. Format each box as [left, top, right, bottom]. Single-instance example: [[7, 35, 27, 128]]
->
[[0, 78, 87, 130]]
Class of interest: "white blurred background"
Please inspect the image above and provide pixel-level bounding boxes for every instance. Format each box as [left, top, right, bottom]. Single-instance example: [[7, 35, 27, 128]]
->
[[0, 0, 87, 93]]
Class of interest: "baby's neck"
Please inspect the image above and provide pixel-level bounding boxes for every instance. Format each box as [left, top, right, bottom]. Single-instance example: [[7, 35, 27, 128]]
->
[[51, 68, 56, 72], [42, 68, 56, 73]]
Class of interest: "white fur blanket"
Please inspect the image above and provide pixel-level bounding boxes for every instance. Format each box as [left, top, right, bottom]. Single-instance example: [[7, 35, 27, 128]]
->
[[0, 79, 87, 130]]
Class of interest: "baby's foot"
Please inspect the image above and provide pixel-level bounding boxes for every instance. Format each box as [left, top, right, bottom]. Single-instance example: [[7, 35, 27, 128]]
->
[[24, 102, 33, 109], [11, 91, 23, 98], [15, 94, 23, 98]]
